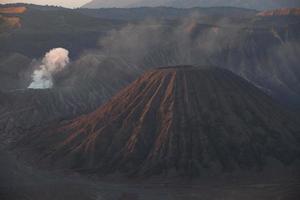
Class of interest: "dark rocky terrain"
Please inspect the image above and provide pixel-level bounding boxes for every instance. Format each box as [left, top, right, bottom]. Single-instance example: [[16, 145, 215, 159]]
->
[[0, 4, 125, 59], [18, 66, 300, 177], [2, 146, 299, 200], [0, 53, 31, 91], [0, 61, 140, 145]]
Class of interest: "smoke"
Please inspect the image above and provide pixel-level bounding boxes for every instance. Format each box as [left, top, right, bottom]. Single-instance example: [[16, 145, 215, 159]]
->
[[53, 16, 242, 89], [28, 48, 70, 89], [38, 15, 299, 110], [98, 19, 193, 68], [95, 15, 238, 69]]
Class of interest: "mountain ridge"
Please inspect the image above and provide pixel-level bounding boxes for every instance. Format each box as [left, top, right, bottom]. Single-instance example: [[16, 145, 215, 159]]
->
[[83, 0, 300, 10]]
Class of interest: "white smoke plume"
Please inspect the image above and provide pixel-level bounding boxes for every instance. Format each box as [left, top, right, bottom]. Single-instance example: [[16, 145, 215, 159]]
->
[[28, 48, 70, 89]]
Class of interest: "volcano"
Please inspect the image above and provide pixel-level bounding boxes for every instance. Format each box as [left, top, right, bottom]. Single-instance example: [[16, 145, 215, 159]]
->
[[20, 66, 300, 177]]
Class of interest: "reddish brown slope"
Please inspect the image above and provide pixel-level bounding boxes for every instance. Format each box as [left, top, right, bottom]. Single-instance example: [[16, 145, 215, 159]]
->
[[0, 6, 26, 29], [0, 6, 27, 14], [257, 8, 300, 16], [20, 66, 300, 176]]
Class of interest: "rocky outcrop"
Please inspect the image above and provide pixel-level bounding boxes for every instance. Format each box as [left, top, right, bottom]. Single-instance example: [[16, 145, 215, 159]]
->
[[0, 59, 140, 145]]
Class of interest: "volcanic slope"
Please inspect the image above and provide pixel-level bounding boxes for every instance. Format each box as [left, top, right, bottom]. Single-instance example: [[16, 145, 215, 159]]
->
[[20, 66, 300, 177]]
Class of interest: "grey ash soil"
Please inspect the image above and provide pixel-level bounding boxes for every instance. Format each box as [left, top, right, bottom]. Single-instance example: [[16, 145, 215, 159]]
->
[[1, 147, 300, 200]]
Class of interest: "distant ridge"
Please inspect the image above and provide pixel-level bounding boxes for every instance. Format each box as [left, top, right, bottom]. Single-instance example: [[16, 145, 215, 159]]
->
[[82, 0, 300, 10]]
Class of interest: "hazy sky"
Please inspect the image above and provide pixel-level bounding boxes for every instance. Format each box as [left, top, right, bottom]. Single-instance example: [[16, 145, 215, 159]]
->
[[0, 0, 91, 8]]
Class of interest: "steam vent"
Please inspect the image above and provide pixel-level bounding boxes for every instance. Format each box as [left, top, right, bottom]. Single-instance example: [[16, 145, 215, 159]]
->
[[21, 66, 300, 177]]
